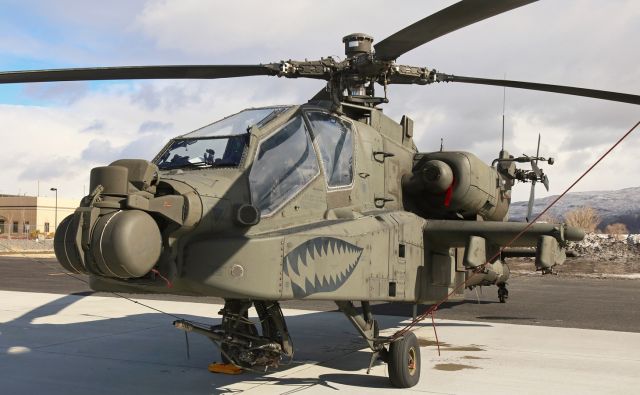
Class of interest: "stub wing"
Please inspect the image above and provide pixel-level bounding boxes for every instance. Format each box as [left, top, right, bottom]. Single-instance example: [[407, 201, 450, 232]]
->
[[424, 220, 584, 247], [424, 219, 584, 272]]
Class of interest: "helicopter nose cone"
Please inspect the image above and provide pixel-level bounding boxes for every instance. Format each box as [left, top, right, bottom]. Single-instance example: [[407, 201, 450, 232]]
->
[[90, 210, 162, 278]]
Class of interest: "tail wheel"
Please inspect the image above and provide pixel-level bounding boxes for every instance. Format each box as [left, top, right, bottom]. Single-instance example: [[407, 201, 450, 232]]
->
[[388, 331, 421, 388], [498, 285, 509, 303]]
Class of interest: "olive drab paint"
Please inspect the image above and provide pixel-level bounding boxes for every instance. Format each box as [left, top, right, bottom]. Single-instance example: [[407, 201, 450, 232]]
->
[[9, 0, 635, 388], [54, 103, 583, 302]]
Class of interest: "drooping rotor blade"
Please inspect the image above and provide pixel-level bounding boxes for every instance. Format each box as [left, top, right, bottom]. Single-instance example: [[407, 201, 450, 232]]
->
[[436, 74, 640, 105], [526, 180, 536, 222], [374, 0, 537, 61], [0, 65, 279, 84]]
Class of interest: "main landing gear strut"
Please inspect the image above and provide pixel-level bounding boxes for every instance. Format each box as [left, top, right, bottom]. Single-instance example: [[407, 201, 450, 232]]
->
[[336, 301, 421, 388], [174, 299, 293, 370]]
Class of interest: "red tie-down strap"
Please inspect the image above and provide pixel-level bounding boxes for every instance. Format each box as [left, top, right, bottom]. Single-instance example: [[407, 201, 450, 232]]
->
[[444, 177, 455, 207]]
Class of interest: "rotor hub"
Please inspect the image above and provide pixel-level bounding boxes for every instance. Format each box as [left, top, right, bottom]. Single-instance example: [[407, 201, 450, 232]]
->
[[342, 33, 373, 58]]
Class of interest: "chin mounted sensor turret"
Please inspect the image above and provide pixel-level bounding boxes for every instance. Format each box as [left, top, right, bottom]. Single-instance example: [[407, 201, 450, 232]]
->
[[54, 159, 202, 279]]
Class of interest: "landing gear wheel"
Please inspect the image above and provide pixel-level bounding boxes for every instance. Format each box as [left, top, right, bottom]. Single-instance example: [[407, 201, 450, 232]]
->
[[498, 284, 509, 303], [388, 331, 421, 388]]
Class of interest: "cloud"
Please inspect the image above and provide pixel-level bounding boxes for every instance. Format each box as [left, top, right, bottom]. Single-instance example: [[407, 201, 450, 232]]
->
[[22, 81, 89, 104], [0, 0, 638, 204], [18, 157, 78, 181], [80, 134, 168, 165], [81, 119, 106, 133], [138, 120, 173, 134], [130, 83, 204, 111], [80, 139, 120, 164]]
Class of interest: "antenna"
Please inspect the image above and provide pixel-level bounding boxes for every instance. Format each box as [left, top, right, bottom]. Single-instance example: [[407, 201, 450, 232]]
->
[[501, 74, 506, 152]]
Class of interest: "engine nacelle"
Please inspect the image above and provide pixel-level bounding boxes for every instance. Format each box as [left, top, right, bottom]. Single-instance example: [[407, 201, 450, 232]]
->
[[403, 151, 510, 221]]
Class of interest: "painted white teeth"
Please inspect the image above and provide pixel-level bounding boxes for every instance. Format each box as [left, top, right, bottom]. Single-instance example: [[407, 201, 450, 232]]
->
[[284, 237, 363, 297]]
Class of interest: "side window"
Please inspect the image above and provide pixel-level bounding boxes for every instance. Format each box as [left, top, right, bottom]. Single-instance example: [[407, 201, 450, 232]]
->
[[249, 115, 319, 216], [306, 111, 353, 188]]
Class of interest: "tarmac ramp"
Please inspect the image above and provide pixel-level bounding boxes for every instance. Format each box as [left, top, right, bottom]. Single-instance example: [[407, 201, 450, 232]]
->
[[0, 290, 638, 394]]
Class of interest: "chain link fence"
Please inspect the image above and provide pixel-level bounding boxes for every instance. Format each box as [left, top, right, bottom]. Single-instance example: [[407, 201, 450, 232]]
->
[[0, 222, 54, 238], [0, 238, 54, 252], [0, 221, 55, 251]]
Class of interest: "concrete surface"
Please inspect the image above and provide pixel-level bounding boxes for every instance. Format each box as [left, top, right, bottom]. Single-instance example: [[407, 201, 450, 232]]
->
[[1, 290, 638, 394]]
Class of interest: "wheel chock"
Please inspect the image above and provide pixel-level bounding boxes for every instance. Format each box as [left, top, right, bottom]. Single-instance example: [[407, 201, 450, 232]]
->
[[208, 363, 244, 375]]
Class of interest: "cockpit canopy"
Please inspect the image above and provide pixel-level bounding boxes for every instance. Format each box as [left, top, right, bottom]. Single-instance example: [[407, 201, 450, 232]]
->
[[154, 106, 289, 170], [153, 105, 355, 217]]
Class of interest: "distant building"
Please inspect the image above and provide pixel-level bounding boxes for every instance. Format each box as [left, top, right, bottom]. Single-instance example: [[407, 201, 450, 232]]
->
[[0, 195, 78, 238]]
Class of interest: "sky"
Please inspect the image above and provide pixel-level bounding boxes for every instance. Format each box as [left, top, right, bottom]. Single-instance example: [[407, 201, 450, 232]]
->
[[0, 0, 638, 203]]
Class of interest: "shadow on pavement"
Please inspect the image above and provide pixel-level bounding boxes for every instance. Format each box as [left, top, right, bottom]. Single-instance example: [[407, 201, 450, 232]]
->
[[1, 292, 471, 393]]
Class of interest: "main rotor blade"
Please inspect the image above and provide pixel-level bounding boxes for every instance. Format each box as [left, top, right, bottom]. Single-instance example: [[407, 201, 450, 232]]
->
[[437, 74, 640, 105], [0, 65, 278, 84], [374, 0, 537, 61]]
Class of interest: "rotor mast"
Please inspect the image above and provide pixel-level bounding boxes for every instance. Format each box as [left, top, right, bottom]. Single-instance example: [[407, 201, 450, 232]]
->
[[339, 33, 384, 105]]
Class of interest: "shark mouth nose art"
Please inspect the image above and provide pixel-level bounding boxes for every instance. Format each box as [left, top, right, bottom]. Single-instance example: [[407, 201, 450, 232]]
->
[[283, 237, 363, 298]]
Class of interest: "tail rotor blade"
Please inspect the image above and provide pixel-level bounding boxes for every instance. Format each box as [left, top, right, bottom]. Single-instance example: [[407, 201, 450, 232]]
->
[[542, 175, 550, 191], [526, 180, 536, 222]]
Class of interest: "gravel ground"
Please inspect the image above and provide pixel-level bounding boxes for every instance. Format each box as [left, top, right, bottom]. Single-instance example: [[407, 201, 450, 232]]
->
[[0, 239, 54, 252], [508, 256, 640, 276], [508, 233, 640, 276]]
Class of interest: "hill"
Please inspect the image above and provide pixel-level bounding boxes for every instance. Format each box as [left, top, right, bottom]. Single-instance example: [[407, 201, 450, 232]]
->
[[509, 186, 640, 232]]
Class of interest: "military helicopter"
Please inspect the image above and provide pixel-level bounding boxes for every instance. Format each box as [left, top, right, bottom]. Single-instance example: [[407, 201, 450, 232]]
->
[[2, 0, 639, 388]]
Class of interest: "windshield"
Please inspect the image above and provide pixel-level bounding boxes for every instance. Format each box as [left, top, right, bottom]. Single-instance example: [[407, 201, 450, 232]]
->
[[155, 135, 248, 170], [249, 114, 319, 216], [184, 106, 289, 137], [306, 111, 353, 187]]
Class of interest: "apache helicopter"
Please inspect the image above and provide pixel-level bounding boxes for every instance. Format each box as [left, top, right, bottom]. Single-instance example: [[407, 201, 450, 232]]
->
[[3, 0, 639, 389]]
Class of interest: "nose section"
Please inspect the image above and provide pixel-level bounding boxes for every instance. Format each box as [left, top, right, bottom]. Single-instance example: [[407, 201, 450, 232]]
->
[[53, 159, 202, 281]]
